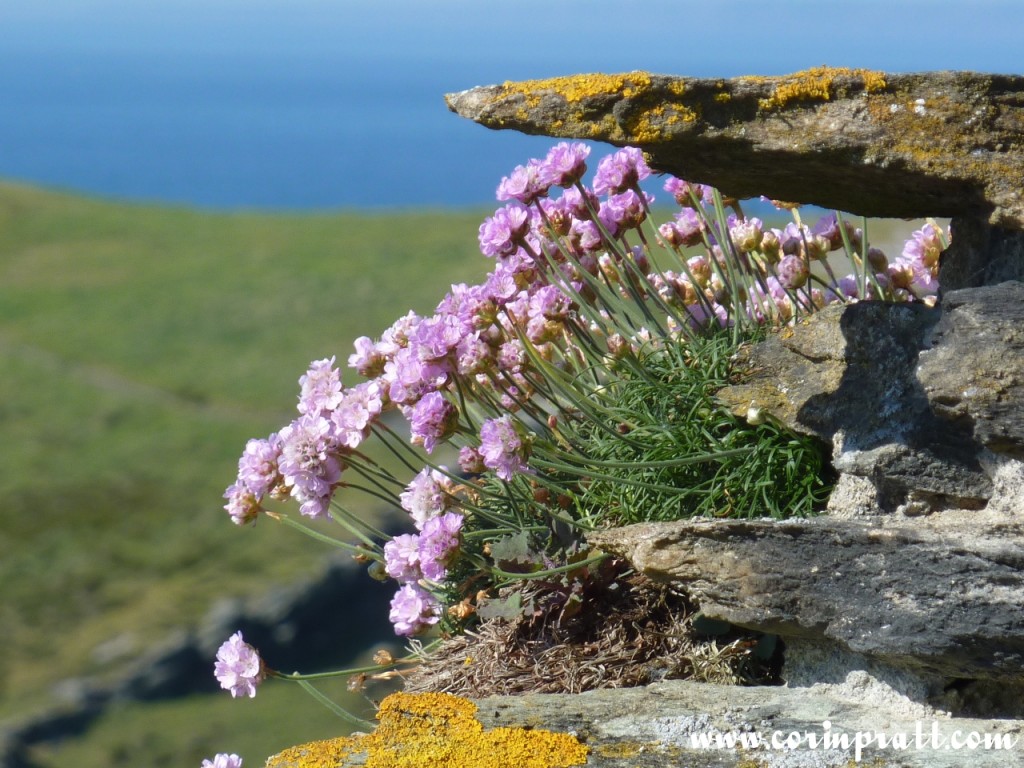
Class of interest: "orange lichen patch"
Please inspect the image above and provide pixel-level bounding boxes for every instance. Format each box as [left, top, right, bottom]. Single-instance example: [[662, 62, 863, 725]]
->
[[268, 737, 360, 768], [500, 71, 654, 107], [269, 692, 588, 768], [496, 72, 700, 143], [368, 692, 588, 768], [624, 103, 699, 143], [758, 66, 887, 110]]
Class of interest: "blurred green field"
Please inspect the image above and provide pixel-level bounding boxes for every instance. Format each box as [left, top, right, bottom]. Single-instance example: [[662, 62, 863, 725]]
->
[[0, 181, 488, 766]]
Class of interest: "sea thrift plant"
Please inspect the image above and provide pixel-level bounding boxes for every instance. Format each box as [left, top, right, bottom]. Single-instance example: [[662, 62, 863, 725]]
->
[[215, 141, 943, 720]]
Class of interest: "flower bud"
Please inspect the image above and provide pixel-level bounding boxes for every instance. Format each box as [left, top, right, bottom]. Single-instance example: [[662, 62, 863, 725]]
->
[[867, 247, 889, 273]]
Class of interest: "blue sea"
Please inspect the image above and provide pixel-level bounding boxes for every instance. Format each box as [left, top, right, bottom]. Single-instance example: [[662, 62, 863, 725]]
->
[[1, 0, 1022, 210]]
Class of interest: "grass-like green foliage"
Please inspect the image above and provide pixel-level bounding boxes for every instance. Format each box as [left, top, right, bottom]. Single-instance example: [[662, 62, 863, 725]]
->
[[0, 181, 486, 763], [577, 332, 831, 524]]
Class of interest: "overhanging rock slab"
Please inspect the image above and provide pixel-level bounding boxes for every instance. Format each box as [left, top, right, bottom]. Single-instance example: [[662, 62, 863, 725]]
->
[[447, 68, 1024, 228]]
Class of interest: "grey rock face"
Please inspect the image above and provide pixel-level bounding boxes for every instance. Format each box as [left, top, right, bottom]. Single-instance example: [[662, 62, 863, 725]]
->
[[917, 282, 1024, 460], [472, 680, 1023, 767], [588, 517, 1024, 681], [718, 282, 1024, 511]]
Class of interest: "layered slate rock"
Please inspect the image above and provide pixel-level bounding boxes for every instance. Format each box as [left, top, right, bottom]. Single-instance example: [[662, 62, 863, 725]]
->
[[446, 68, 1024, 228], [589, 517, 1024, 681]]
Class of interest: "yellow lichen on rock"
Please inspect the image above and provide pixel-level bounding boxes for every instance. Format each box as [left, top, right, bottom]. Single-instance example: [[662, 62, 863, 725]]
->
[[625, 103, 699, 143], [758, 66, 887, 110], [266, 692, 588, 768], [495, 71, 698, 143], [500, 71, 654, 106], [267, 737, 360, 768]]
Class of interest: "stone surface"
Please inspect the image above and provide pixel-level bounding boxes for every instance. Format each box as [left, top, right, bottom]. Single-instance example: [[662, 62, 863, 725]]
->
[[916, 281, 1024, 458], [446, 68, 1024, 229], [270, 682, 1024, 767], [588, 517, 1024, 681], [718, 283, 1024, 511]]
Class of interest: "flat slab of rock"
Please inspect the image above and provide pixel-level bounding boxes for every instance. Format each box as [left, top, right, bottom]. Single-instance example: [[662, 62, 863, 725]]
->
[[267, 683, 1024, 768], [447, 68, 1024, 228], [589, 517, 1024, 680], [476, 681, 1024, 768]]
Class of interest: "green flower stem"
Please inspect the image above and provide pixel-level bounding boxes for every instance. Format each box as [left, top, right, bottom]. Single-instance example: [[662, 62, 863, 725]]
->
[[488, 551, 610, 582], [329, 495, 389, 544], [342, 468, 403, 511], [461, 525, 545, 540], [453, 376, 479, 433], [543, 445, 753, 470], [327, 505, 383, 554], [294, 679, 375, 730], [347, 450, 408, 488], [522, 238, 641, 340], [615, 224, 693, 336], [275, 513, 378, 558], [529, 454, 730, 495]]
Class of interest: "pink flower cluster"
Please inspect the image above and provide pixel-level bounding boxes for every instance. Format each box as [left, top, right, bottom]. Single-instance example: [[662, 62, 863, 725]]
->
[[214, 631, 264, 698], [223, 358, 386, 524], [226, 140, 945, 641], [382, 468, 465, 636]]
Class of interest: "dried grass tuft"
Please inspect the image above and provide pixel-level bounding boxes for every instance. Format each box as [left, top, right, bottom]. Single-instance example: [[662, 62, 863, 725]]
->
[[401, 573, 775, 698]]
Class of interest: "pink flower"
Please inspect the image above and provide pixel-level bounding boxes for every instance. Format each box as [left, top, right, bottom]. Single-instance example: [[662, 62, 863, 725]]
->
[[383, 533, 422, 584], [202, 754, 243, 768], [297, 357, 343, 417], [223, 483, 261, 526], [234, 434, 282, 499], [348, 336, 386, 377], [389, 584, 441, 637], [537, 142, 590, 188], [214, 632, 264, 698], [598, 189, 651, 234], [593, 147, 650, 196], [277, 415, 343, 519], [418, 512, 463, 582], [496, 160, 549, 205], [664, 176, 712, 207], [458, 446, 486, 474], [330, 380, 384, 449], [479, 205, 531, 259], [409, 391, 458, 453], [400, 467, 454, 529], [479, 415, 531, 481], [777, 254, 809, 290]]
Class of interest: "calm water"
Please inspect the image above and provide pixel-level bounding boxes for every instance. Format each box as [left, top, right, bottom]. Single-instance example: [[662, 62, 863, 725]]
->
[[1, 0, 1022, 210]]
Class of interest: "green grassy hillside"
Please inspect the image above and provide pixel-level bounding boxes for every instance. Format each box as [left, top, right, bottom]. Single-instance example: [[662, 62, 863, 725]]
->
[[0, 182, 489, 766]]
